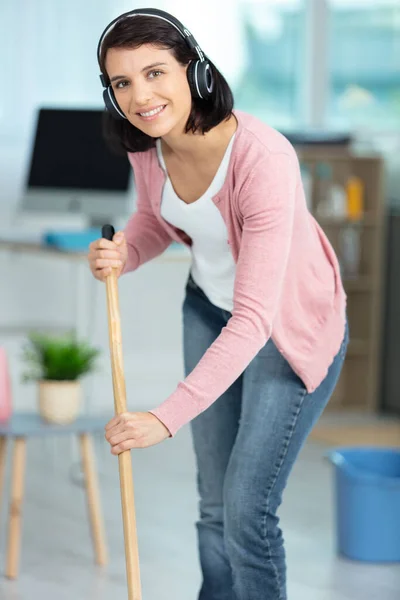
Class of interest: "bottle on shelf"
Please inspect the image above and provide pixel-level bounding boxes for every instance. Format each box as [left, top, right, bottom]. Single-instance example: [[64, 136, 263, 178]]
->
[[314, 162, 347, 221], [329, 183, 347, 221], [339, 176, 364, 279], [347, 176, 364, 222]]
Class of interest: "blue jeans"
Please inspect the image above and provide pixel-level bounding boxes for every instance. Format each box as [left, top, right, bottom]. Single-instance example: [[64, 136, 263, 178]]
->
[[183, 275, 349, 600]]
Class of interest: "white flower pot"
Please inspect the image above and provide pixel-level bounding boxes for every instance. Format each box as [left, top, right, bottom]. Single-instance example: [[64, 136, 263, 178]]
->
[[38, 380, 81, 424]]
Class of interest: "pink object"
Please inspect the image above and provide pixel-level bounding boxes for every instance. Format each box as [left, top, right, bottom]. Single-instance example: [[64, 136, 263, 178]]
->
[[0, 347, 12, 422], [122, 109, 347, 436]]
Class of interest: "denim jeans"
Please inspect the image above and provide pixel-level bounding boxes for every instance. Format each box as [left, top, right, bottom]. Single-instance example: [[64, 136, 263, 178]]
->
[[183, 274, 349, 600]]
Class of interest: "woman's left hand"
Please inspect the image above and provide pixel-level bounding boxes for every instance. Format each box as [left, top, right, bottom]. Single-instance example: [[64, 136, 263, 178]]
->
[[105, 412, 171, 454]]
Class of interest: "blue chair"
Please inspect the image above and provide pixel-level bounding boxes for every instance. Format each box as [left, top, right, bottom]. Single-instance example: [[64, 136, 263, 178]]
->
[[0, 413, 109, 579]]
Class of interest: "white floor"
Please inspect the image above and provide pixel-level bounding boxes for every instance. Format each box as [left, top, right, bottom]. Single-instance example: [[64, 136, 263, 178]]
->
[[0, 426, 399, 600]]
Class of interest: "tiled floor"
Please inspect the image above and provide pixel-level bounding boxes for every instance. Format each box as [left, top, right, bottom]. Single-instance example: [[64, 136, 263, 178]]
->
[[0, 424, 398, 600]]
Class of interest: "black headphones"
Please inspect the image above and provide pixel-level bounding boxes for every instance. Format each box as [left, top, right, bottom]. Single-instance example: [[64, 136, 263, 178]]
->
[[97, 8, 214, 120]]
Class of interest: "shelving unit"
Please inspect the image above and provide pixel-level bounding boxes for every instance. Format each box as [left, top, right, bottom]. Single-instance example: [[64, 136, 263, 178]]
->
[[296, 148, 386, 412]]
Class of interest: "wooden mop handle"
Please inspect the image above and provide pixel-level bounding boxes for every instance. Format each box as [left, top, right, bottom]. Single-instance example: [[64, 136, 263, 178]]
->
[[102, 224, 142, 600]]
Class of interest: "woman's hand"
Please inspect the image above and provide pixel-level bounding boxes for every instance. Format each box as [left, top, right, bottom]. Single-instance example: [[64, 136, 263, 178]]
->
[[88, 230, 128, 282], [105, 412, 171, 454]]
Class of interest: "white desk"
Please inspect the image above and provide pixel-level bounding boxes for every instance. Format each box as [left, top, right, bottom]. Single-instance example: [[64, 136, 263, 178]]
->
[[0, 238, 190, 339]]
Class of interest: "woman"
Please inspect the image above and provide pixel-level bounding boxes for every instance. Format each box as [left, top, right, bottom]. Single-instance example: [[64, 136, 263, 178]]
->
[[88, 8, 348, 600]]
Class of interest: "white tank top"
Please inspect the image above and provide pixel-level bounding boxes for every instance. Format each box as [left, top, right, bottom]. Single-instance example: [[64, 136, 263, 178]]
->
[[157, 135, 236, 312]]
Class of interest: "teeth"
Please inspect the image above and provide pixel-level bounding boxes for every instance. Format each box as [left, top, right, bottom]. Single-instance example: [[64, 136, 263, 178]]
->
[[140, 106, 165, 117]]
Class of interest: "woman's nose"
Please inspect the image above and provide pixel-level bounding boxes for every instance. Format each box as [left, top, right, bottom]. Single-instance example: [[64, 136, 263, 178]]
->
[[130, 81, 153, 110]]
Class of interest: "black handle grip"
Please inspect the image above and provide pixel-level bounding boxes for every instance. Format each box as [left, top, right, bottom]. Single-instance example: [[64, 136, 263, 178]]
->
[[102, 224, 115, 241]]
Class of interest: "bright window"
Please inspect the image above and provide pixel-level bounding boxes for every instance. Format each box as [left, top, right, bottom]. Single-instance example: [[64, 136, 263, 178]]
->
[[327, 0, 400, 130], [234, 1, 305, 129]]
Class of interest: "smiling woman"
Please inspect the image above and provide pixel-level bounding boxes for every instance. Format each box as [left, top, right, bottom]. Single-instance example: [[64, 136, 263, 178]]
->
[[88, 7, 348, 600], [97, 10, 233, 153]]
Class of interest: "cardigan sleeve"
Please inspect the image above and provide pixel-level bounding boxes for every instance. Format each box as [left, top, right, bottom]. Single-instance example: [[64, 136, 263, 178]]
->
[[150, 152, 298, 436], [122, 156, 173, 274]]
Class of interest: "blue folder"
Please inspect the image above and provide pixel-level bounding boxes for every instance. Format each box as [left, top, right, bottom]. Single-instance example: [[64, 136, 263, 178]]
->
[[42, 229, 102, 251]]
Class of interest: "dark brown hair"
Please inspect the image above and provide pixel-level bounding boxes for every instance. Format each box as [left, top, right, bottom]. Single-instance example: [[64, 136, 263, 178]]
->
[[99, 15, 234, 154]]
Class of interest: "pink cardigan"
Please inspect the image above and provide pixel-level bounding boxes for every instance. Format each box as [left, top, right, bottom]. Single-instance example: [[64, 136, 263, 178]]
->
[[123, 110, 347, 436]]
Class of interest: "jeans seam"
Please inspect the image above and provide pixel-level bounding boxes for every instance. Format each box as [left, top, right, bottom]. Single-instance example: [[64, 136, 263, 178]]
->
[[261, 386, 307, 600]]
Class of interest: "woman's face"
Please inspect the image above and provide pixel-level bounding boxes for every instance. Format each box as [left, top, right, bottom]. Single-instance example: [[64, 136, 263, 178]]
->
[[105, 44, 192, 138]]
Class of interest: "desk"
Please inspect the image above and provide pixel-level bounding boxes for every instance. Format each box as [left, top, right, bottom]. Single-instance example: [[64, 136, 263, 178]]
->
[[0, 413, 108, 579], [0, 238, 190, 338], [0, 238, 190, 261]]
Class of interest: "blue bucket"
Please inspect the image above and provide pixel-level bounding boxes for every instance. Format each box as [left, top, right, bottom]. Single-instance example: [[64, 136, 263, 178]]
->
[[328, 447, 400, 562]]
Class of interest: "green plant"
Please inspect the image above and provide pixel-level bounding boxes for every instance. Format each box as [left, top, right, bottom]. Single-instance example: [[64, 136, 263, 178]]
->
[[21, 332, 100, 382]]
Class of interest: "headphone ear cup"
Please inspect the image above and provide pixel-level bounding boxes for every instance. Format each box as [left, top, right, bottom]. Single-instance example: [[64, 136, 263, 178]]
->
[[187, 60, 214, 100], [197, 61, 214, 99], [186, 61, 200, 99], [103, 87, 126, 120]]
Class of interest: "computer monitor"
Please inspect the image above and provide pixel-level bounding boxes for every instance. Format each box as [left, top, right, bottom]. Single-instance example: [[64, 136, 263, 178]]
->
[[21, 107, 134, 226]]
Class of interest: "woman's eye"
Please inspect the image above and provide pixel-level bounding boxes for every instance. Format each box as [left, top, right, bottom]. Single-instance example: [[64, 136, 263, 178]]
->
[[115, 80, 129, 90], [148, 70, 163, 79]]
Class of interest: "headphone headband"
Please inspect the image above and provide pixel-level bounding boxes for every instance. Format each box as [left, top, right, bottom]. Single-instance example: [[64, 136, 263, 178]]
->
[[97, 8, 205, 72]]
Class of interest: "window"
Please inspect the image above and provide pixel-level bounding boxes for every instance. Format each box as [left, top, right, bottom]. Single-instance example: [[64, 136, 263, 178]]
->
[[327, 0, 400, 130], [234, 1, 305, 129]]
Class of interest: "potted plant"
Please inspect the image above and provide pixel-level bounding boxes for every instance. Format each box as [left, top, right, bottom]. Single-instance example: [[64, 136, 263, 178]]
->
[[22, 332, 100, 424]]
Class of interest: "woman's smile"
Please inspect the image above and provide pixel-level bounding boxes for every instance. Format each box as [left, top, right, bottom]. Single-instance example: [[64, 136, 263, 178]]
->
[[136, 104, 167, 121]]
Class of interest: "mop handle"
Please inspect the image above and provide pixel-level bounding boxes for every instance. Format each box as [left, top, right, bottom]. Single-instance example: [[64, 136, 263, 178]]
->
[[102, 224, 142, 600]]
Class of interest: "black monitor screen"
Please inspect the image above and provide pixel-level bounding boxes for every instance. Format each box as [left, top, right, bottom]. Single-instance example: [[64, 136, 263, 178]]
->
[[27, 108, 131, 192]]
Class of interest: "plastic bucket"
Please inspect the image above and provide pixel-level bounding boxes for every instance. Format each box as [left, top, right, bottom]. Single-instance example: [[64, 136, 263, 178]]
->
[[328, 447, 400, 562]]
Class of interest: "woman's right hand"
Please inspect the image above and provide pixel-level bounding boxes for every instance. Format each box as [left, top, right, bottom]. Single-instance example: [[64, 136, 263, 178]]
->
[[88, 230, 128, 281]]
